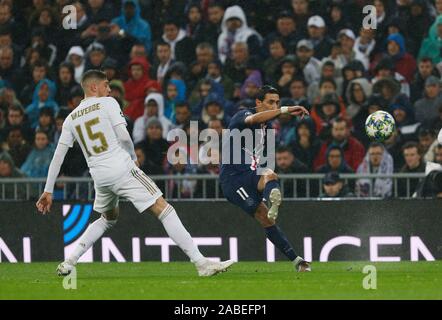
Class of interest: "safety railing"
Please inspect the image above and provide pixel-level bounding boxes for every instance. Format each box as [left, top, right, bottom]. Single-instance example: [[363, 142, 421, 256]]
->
[[0, 173, 427, 201]]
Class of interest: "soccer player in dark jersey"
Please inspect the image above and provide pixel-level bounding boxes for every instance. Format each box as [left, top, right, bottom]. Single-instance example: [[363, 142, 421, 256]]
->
[[220, 85, 311, 272]]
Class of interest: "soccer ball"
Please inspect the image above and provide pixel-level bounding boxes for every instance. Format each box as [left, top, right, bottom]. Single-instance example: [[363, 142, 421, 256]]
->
[[365, 111, 395, 142]]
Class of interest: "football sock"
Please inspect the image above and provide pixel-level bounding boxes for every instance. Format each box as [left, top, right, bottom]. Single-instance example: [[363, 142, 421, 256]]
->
[[158, 204, 205, 264], [265, 225, 298, 261], [67, 216, 116, 264], [263, 180, 280, 204]]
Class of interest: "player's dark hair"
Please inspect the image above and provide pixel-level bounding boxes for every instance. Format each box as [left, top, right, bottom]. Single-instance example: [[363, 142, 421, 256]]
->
[[256, 85, 279, 102], [80, 70, 107, 88]]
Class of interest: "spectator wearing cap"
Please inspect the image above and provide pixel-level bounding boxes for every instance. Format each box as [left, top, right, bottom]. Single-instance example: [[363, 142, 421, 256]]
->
[[372, 56, 410, 97], [25, 79, 59, 129], [414, 76, 442, 126], [418, 15, 442, 65], [410, 57, 441, 103], [112, 0, 152, 54], [275, 145, 309, 197], [307, 15, 334, 60], [133, 92, 172, 143], [310, 92, 347, 141], [136, 117, 169, 175], [356, 142, 393, 198], [322, 171, 353, 198], [296, 39, 321, 85], [314, 117, 365, 172], [315, 144, 354, 174], [55, 62, 78, 107], [217, 5, 262, 64], [162, 19, 195, 66], [65, 46, 85, 84], [20, 129, 54, 178], [275, 55, 303, 97], [354, 27, 376, 67], [123, 56, 151, 121], [84, 42, 107, 71], [264, 11, 300, 56], [263, 38, 287, 85], [336, 29, 356, 66], [206, 60, 235, 102]]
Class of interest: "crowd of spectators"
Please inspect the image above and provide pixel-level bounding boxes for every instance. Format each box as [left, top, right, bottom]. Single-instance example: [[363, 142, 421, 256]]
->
[[0, 0, 441, 199]]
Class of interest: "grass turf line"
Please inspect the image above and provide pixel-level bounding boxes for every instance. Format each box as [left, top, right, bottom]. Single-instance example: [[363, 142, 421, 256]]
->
[[0, 261, 441, 299]]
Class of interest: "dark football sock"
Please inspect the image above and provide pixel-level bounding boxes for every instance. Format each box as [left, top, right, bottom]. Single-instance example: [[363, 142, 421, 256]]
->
[[263, 180, 280, 204], [265, 225, 297, 261]]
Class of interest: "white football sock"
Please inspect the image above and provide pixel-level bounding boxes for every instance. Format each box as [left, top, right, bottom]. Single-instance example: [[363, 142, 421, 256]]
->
[[67, 216, 116, 265], [158, 204, 205, 264]]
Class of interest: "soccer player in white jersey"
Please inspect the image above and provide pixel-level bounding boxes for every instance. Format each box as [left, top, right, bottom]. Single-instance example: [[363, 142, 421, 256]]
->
[[36, 70, 235, 277]]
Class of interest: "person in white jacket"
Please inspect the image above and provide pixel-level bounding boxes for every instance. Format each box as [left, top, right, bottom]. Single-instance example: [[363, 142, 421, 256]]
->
[[217, 5, 262, 64], [132, 92, 172, 143]]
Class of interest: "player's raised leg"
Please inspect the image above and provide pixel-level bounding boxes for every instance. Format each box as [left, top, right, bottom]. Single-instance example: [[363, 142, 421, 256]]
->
[[257, 170, 311, 272], [148, 196, 235, 276]]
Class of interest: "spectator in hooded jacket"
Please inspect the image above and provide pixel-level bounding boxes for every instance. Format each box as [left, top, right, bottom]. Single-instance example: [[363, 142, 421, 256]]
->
[[25, 79, 59, 129], [162, 19, 195, 66], [20, 129, 54, 178], [372, 56, 410, 97], [384, 33, 417, 83], [217, 5, 262, 64], [345, 78, 373, 120], [418, 15, 442, 65], [112, 0, 152, 53], [315, 144, 354, 174], [123, 56, 151, 121], [132, 92, 172, 143], [164, 78, 186, 123], [356, 142, 394, 198]]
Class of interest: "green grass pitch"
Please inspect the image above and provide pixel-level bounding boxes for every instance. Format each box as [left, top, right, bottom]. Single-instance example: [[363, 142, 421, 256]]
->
[[1, 261, 441, 299]]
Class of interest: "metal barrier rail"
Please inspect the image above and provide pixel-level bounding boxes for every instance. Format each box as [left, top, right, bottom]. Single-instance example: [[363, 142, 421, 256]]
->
[[0, 173, 427, 201]]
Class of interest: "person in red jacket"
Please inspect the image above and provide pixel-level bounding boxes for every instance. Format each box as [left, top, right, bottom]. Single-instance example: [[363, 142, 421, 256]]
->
[[124, 56, 155, 121], [314, 117, 365, 172]]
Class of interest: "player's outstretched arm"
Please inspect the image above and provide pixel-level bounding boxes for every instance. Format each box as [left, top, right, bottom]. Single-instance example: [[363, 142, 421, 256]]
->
[[36, 142, 70, 214], [244, 106, 309, 126]]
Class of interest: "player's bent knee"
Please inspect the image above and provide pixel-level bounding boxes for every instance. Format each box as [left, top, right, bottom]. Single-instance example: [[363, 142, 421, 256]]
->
[[148, 196, 169, 217], [102, 207, 119, 221]]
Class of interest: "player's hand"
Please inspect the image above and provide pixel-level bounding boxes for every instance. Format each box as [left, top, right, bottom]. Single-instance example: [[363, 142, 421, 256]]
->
[[36, 192, 53, 215], [289, 106, 309, 119]]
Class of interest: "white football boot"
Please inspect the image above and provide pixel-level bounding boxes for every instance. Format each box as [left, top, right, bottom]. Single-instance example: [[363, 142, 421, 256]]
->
[[56, 261, 75, 276], [196, 259, 236, 277], [267, 188, 282, 220]]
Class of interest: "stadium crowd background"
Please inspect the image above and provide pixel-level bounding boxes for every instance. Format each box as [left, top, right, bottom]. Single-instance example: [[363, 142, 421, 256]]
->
[[0, 0, 441, 199]]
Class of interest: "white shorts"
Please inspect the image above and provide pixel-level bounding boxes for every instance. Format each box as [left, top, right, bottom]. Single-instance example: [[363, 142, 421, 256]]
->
[[93, 167, 163, 214]]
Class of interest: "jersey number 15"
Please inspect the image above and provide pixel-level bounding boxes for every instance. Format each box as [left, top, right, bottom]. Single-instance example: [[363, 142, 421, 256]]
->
[[75, 117, 109, 156]]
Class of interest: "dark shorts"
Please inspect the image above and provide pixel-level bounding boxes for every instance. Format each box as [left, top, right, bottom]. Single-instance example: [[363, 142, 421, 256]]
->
[[220, 170, 263, 216]]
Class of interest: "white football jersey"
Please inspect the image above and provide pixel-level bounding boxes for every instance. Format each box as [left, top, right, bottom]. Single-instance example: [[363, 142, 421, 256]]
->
[[58, 96, 135, 186]]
